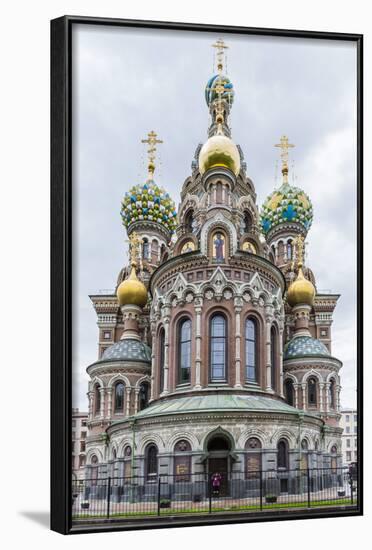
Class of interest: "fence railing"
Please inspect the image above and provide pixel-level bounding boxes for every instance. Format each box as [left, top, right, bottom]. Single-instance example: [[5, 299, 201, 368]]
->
[[72, 466, 358, 521]]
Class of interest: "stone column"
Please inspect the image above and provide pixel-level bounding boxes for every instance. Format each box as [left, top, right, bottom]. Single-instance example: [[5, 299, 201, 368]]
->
[[161, 311, 171, 394], [234, 298, 243, 388], [88, 391, 93, 420], [301, 383, 307, 410], [194, 299, 203, 390], [294, 383, 299, 408], [278, 327, 284, 396], [265, 316, 273, 391], [325, 382, 330, 413], [125, 387, 131, 416], [134, 388, 140, 413], [107, 388, 113, 420], [150, 323, 156, 402], [99, 387, 105, 419], [336, 385, 341, 411], [319, 382, 324, 412]]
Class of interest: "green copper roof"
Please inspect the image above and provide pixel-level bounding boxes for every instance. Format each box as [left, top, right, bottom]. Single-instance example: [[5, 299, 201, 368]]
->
[[126, 394, 301, 421], [99, 339, 151, 363]]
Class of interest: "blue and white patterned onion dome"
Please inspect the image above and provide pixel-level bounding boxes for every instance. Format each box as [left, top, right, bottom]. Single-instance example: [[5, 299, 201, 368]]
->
[[260, 182, 313, 235], [205, 74, 234, 107], [120, 180, 177, 234], [284, 336, 330, 360], [100, 339, 151, 363]]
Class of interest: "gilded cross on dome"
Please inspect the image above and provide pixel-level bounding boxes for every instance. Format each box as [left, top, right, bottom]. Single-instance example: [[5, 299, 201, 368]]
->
[[212, 38, 228, 74], [295, 234, 305, 268], [275, 135, 295, 184], [141, 131, 163, 178], [128, 232, 142, 266]]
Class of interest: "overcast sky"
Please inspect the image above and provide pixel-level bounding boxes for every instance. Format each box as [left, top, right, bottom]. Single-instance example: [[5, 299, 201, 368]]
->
[[71, 24, 357, 412]]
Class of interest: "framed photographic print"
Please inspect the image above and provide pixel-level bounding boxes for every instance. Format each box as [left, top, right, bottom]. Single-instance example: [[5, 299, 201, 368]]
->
[[51, 16, 363, 534]]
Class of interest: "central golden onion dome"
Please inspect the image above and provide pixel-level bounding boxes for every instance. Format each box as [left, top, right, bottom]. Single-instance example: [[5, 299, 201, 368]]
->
[[116, 263, 148, 308], [287, 266, 315, 307], [199, 133, 241, 176]]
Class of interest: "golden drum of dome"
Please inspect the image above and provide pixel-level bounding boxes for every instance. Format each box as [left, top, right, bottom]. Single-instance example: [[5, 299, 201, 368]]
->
[[287, 267, 315, 307], [199, 134, 241, 176], [116, 266, 148, 308]]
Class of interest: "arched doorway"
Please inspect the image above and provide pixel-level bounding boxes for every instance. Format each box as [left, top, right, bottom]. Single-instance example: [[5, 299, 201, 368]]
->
[[207, 434, 232, 496]]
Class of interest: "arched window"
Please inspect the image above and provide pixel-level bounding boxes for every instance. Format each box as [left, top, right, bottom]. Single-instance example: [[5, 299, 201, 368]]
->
[[245, 318, 258, 382], [210, 314, 227, 382], [244, 211, 252, 233], [178, 318, 192, 384], [277, 439, 289, 469], [145, 444, 158, 481], [159, 328, 165, 393], [284, 379, 294, 406], [151, 239, 158, 263], [308, 377, 317, 406], [142, 238, 149, 260], [287, 240, 293, 260], [114, 382, 125, 413], [185, 210, 194, 233], [174, 440, 192, 481], [139, 381, 150, 410], [329, 379, 336, 409], [91, 454, 98, 485], [91, 454, 98, 465], [245, 437, 262, 478], [94, 384, 101, 416], [112, 448, 117, 460], [216, 182, 223, 204], [271, 326, 277, 391]]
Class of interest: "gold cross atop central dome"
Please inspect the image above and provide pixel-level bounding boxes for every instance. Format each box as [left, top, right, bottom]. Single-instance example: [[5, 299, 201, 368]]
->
[[141, 131, 163, 178], [275, 135, 295, 183]]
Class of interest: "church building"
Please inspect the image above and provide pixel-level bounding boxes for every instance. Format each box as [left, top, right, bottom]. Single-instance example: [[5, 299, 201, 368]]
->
[[84, 40, 343, 500]]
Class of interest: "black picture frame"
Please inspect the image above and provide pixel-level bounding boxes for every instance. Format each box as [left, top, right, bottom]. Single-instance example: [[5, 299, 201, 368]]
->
[[51, 15, 363, 535]]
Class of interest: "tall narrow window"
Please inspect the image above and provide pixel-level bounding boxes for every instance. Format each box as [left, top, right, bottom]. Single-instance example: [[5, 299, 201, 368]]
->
[[139, 382, 149, 410], [210, 314, 227, 382], [114, 382, 125, 413], [159, 328, 165, 393], [94, 384, 101, 416], [308, 377, 317, 406], [271, 326, 277, 391], [284, 379, 294, 406], [151, 239, 158, 263], [329, 379, 335, 409], [277, 439, 289, 469], [142, 238, 149, 260], [145, 444, 158, 481], [287, 240, 293, 260], [178, 318, 191, 384], [245, 318, 257, 382]]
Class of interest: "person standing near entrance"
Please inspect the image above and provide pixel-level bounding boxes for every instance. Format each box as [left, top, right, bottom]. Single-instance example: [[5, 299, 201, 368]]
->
[[212, 472, 222, 496]]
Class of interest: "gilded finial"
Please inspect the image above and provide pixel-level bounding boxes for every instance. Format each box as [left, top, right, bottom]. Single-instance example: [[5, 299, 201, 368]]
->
[[295, 234, 305, 268], [128, 232, 142, 267], [212, 38, 228, 74], [275, 135, 295, 184], [141, 130, 163, 179]]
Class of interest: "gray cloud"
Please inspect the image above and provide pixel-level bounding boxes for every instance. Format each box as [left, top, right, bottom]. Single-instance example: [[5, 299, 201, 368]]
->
[[71, 24, 357, 410]]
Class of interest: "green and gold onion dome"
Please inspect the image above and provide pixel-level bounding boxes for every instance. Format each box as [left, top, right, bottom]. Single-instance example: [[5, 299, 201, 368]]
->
[[120, 179, 177, 234], [287, 265, 315, 307], [205, 74, 234, 107], [260, 181, 313, 235], [117, 262, 148, 308], [199, 118, 241, 176]]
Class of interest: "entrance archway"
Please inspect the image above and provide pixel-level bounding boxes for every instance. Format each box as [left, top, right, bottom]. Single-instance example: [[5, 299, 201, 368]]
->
[[207, 434, 232, 496]]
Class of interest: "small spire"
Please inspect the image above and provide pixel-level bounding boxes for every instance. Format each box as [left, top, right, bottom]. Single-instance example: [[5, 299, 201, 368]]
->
[[141, 130, 163, 179], [274, 135, 295, 185], [212, 38, 228, 74], [295, 234, 305, 269], [128, 231, 142, 268]]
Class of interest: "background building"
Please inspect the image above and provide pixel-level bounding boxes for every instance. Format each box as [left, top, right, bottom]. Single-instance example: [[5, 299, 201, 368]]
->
[[340, 408, 358, 465], [72, 408, 88, 481]]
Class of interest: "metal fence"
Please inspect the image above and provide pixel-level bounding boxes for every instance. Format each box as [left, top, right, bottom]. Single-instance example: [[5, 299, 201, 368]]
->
[[72, 466, 358, 521]]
